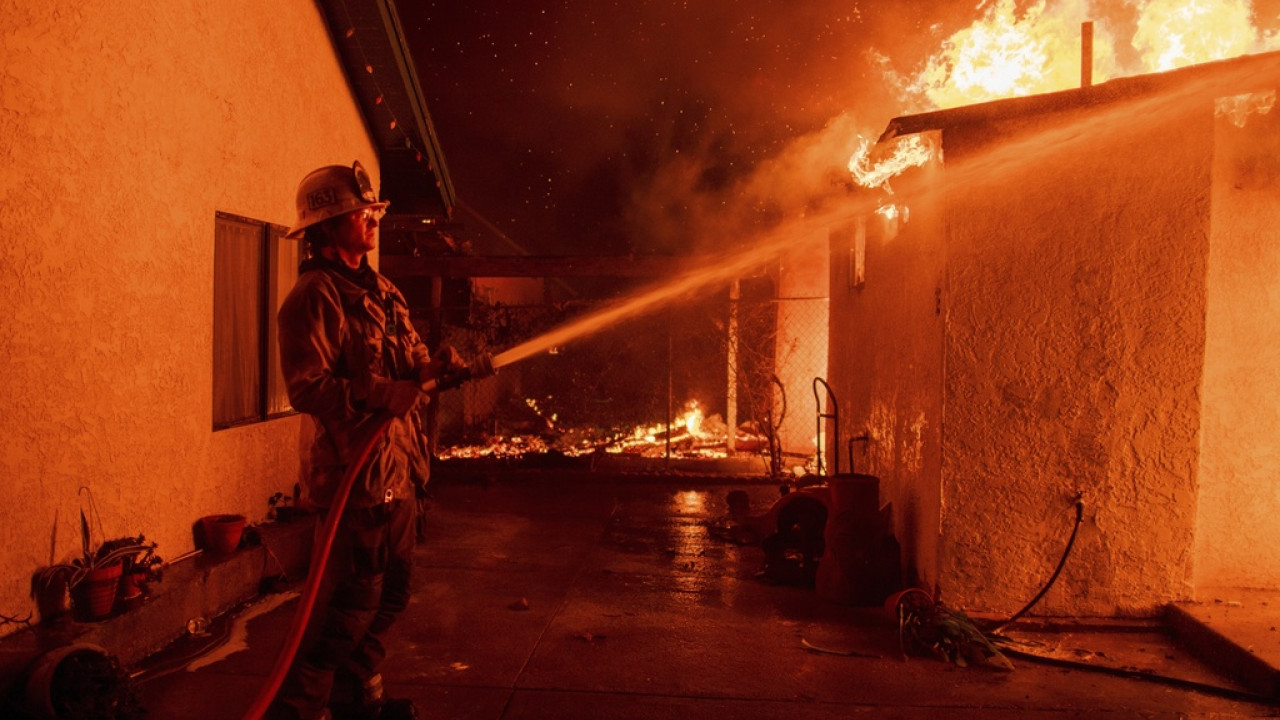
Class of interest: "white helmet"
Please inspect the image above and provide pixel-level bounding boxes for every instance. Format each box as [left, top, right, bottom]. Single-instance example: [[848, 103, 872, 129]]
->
[[286, 160, 390, 239]]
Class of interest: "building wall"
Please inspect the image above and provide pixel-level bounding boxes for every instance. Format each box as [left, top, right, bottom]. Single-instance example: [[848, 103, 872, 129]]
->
[[941, 104, 1212, 616], [1197, 105, 1280, 591], [827, 163, 945, 589], [0, 0, 379, 633]]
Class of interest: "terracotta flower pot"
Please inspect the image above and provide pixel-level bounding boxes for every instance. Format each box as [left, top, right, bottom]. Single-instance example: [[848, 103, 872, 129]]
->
[[119, 568, 147, 601], [200, 514, 246, 554], [71, 562, 123, 621]]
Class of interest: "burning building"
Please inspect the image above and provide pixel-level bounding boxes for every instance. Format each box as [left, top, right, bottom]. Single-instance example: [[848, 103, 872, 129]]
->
[[828, 49, 1280, 616]]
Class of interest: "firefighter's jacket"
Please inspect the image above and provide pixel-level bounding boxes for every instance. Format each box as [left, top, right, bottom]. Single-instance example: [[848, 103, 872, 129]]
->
[[277, 256, 432, 510]]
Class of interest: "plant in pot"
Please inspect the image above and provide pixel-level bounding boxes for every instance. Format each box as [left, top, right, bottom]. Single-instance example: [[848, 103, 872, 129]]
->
[[104, 535, 163, 607], [33, 502, 161, 622], [267, 489, 294, 517], [267, 489, 303, 522]]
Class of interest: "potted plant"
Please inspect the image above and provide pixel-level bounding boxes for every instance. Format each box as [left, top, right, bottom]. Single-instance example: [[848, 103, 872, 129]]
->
[[32, 495, 161, 622], [104, 535, 163, 607], [268, 485, 306, 522]]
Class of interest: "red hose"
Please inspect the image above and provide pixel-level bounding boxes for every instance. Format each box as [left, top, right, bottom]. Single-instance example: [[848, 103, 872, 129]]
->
[[239, 413, 395, 720]]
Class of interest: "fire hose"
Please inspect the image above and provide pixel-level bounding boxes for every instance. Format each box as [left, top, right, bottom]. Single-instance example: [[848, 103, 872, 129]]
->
[[240, 354, 495, 720]]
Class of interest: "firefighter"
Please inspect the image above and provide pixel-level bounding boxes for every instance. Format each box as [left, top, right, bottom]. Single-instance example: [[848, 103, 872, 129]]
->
[[272, 160, 460, 720]]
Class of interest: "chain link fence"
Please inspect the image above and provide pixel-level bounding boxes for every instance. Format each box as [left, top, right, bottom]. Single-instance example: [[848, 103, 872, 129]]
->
[[421, 276, 829, 477]]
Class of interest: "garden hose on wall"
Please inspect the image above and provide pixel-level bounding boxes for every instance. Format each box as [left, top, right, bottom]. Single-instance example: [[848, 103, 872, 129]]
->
[[989, 497, 1084, 635], [986, 499, 1278, 707]]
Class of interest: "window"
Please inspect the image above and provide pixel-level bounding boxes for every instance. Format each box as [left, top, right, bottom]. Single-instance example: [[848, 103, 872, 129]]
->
[[212, 212, 302, 429]]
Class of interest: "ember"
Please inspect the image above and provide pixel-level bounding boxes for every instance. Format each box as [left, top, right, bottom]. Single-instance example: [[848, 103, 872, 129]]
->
[[436, 399, 775, 462]]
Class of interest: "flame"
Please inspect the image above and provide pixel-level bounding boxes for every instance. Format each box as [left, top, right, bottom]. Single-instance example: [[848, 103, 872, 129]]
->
[[436, 399, 769, 462], [876, 204, 908, 223], [849, 0, 1280, 192], [910, 0, 1277, 110], [848, 134, 938, 190], [912, 0, 1119, 110], [1133, 0, 1277, 71], [618, 400, 708, 452]]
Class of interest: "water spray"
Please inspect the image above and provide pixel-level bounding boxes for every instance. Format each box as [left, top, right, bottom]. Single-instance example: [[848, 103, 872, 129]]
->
[[241, 352, 496, 720]]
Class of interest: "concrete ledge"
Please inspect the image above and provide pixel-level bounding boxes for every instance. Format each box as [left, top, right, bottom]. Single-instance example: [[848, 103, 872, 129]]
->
[[0, 517, 315, 698], [1166, 592, 1280, 699]]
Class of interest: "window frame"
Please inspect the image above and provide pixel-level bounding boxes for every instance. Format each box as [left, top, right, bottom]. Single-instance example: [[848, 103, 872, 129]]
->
[[212, 211, 300, 430]]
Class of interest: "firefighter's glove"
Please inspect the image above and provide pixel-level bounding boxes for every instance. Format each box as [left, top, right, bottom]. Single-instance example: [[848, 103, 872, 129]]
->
[[418, 345, 466, 385], [367, 378, 424, 418]]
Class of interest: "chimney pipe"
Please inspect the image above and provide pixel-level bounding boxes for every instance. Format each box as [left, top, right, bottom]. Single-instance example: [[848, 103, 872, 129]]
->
[[1081, 21, 1094, 88]]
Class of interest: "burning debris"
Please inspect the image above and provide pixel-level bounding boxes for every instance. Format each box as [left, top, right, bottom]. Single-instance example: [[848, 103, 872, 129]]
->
[[436, 399, 778, 465]]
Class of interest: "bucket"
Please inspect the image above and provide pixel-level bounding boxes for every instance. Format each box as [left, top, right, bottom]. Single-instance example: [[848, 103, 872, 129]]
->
[[200, 514, 246, 554]]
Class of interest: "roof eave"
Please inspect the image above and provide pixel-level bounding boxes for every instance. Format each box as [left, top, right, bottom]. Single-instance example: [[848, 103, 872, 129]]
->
[[316, 0, 456, 218], [878, 49, 1280, 144]]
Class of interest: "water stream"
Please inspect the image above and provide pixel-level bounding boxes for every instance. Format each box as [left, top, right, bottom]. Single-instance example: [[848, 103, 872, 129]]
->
[[487, 56, 1273, 374]]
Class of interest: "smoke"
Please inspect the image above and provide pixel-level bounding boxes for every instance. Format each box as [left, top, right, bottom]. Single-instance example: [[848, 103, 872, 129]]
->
[[613, 0, 1280, 258], [411, 0, 967, 258], [534, 0, 975, 258], [410, 0, 1280, 260]]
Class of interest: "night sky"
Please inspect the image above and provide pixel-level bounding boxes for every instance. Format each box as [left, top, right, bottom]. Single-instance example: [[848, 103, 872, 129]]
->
[[404, 0, 964, 257]]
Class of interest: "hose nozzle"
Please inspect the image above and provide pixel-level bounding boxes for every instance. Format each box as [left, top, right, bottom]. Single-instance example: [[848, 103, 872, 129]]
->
[[469, 352, 496, 380], [434, 352, 496, 391]]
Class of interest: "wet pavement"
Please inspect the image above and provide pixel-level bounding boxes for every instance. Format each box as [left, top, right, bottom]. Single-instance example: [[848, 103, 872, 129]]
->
[[136, 476, 1279, 719]]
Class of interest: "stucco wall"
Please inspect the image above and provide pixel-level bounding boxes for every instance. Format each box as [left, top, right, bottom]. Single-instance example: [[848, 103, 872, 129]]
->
[[941, 105, 1212, 617], [0, 0, 379, 633], [827, 165, 945, 589], [1197, 105, 1280, 591]]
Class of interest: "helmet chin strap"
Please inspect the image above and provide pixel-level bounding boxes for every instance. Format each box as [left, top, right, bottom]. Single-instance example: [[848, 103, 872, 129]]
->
[[320, 242, 366, 270]]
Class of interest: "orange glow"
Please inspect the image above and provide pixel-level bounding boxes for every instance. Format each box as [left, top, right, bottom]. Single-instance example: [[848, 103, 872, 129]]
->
[[849, 0, 1280, 192], [1217, 90, 1277, 126], [1133, 0, 1276, 71], [848, 134, 937, 190], [436, 399, 763, 461], [912, 0, 1119, 109]]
